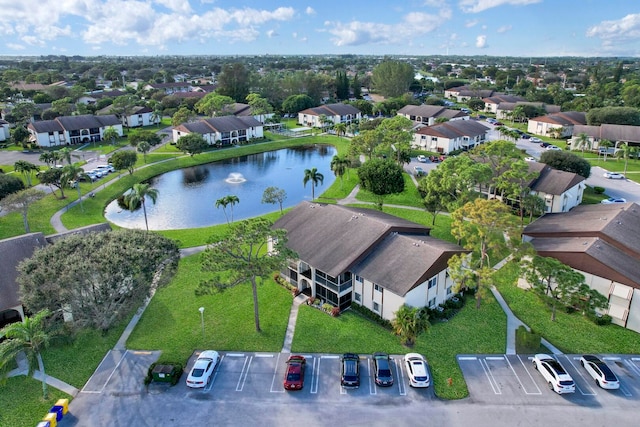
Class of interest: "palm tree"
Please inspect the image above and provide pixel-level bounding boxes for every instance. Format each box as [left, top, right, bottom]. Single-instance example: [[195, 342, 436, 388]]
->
[[391, 305, 429, 346], [575, 132, 591, 157], [58, 147, 73, 165], [62, 164, 89, 213], [102, 126, 119, 145], [330, 155, 350, 189], [216, 195, 240, 223], [303, 167, 324, 200], [600, 139, 613, 161], [38, 152, 55, 168], [616, 142, 639, 176], [13, 160, 39, 187], [150, 104, 163, 128], [124, 183, 159, 231], [137, 141, 151, 163], [333, 122, 347, 138], [0, 309, 53, 399]]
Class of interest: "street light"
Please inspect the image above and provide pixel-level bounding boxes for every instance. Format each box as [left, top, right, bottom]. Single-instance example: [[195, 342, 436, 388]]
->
[[199, 307, 205, 342]]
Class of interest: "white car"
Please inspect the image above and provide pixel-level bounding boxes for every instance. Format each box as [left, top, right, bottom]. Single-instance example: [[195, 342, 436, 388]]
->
[[603, 172, 625, 179], [186, 350, 220, 388], [580, 355, 620, 389], [416, 155, 427, 163], [524, 157, 536, 162], [89, 169, 104, 178], [96, 164, 115, 174], [530, 137, 542, 143], [601, 197, 627, 204], [413, 166, 426, 176], [546, 145, 562, 151], [404, 353, 430, 388], [532, 354, 575, 394]]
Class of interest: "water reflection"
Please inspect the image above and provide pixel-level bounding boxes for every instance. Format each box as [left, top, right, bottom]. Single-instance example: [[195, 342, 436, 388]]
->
[[104, 145, 336, 230]]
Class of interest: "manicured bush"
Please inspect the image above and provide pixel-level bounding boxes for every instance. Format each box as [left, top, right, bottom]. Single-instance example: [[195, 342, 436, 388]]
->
[[515, 325, 541, 354], [349, 304, 392, 329], [593, 186, 605, 194]]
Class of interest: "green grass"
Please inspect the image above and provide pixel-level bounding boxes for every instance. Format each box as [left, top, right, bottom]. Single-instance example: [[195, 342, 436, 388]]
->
[[495, 261, 640, 354], [43, 320, 128, 388], [315, 169, 359, 202], [355, 173, 424, 207], [0, 376, 71, 427], [292, 291, 506, 400], [581, 185, 607, 204], [126, 255, 293, 361]]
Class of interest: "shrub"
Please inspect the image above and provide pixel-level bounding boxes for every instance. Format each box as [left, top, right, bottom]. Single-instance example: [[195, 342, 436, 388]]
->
[[349, 303, 392, 329], [515, 326, 541, 354], [331, 307, 340, 317], [588, 313, 612, 326], [593, 186, 605, 194]]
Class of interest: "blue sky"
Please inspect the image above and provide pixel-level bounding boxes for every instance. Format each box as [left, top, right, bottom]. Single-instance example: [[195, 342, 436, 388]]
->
[[0, 0, 639, 57]]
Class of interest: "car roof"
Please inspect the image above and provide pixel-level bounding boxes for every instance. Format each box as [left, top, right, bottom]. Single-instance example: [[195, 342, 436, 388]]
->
[[342, 353, 359, 360], [198, 350, 219, 360]]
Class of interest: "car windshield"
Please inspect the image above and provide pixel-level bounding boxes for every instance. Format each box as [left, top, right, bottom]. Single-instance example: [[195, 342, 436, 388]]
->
[[191, 368, 204, 377], [286, 373, 300, 382]]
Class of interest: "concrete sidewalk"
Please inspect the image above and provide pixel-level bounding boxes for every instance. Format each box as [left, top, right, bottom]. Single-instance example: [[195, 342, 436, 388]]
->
[[7, 351, 79, 397]]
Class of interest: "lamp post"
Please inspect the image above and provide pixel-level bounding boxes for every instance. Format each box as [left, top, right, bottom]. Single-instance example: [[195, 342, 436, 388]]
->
[[199, 307, 205, 342]]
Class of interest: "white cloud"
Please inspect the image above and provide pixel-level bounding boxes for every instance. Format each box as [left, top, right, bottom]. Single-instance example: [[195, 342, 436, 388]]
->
[[325, 8, 449, 47], [465, 19, 478, 28], [497, 24, 512, 33], [154, 0, 192, 13], [476, 34, 487, 48], [459, 0, 541, 13], [6, 42, 25, 50], [266, 29, 278, 38], [305, 7, 316, 15], [586, 13, 640, 42]]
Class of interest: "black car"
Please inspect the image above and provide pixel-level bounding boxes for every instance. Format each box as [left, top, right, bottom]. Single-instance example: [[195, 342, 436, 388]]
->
[[340, 353, 360, 388], [540, 141, 551, 148], [521, 133, 531, 139], [372, 353, 394, 387]]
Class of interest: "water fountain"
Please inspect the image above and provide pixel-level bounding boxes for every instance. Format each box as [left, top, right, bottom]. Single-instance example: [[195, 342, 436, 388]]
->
[[225, 172, 246, 184]]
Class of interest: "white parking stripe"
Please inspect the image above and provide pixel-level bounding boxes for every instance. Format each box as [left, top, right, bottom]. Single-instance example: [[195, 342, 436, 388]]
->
[[322, 355, 339, 359], [236, 356, 252, 392], [270, 353, 284, 393], [393, 357, 406, 396], [205, 355, 224, 391], [254, 353, 273, 358], [368, 358, 376, 395], [479, 358, 501, 395], [560, 355, 595, 396], [226, 353, 244, 357], [516, 355, 541, 395], [458, 356, 477, 361], [101, 349, 128, 393], [310, 357, 320, 394], [486, 356, 504, 361], [624, 359, 640, 377], [504, 355, 540, 395]]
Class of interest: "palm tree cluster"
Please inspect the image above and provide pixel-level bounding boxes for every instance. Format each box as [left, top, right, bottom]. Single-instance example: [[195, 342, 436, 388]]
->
[[215, 195, 240, 224]]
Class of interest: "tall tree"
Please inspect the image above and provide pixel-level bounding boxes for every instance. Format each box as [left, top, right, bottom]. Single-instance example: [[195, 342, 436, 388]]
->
[[371, 61, 415, 98], [0, 309, 53, 399], [215, 195, 240, 224], [18, 230, 179, 332], [0, 174, 25, 200], [0, 188, 46, 233], [357, 158, 404, 210], [539, 150, 591, 178], [615, 142, 639, 176], [574, 132, 592, 157], [176, 133, 208, 157], [330, 155, 350, 189], [245, 93, 273, 122], [110, 150, 138, 175], [37, 167, 67, 199], [124, 183, 159, 231], [197, 218, 296, 332], [303, 167, 324, 200], [62, 164, 89, 213], [449, 198, 522, 308], [171, 106, 196, 127], [13, 160, 39, 187], [195, 92, 235, 117], [261, 186, 287, 214], [137, 141, 151, 164], [57, 147, 73, 165], [216, 62, 250, 102]]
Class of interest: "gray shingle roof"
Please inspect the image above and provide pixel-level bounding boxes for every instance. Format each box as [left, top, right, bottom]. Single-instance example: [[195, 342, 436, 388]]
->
[[416, 120, 489, 139], [0, 233, 47, 311], [29, 120, 64, 133], [300, 103, 360, 117], [273, 202, 431, 278], [526, 163, 585, 195]]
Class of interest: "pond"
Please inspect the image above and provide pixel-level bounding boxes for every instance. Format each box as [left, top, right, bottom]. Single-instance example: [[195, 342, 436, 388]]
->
[[104, 145, 337, 230]]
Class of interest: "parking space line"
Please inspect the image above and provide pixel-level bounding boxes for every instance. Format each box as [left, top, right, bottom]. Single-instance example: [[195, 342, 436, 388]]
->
[[458, 356, 477, 361], [322, 355, 339, 359], [625, 358, 640, 377], [310, 357, 320, 394], [81, 351, 115, 394], [503, 355, 539, 395], [368, 358, 376, 395], [254, 353, 273, 358], [516, 355, 541, 395], [486, 356, 504, 361], [393, 357, 406, 396], [270, 353, 284, 393], [479, 358, 501, 395], [226, 353, 245, 357], [205, 355, 224, 392], [100, 349, 129, 393], [563, 355, 595, 396], [236, 355, 252, 392]]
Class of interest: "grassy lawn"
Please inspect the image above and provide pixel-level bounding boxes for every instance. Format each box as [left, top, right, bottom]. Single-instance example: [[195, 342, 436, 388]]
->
[[495, 262, 640, 354], [355, 173, 424, 207], [127, 255, 293, 361], [292, 290, 506, 400], [315, 168, 359, 202], [0, 377, 71, 427]]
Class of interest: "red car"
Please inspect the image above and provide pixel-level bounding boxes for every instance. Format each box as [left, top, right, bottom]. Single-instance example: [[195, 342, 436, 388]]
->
[[283, 355, 306, 390]]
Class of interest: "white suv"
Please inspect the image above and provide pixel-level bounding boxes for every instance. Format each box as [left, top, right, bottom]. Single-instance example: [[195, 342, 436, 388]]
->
[[533, 354, 575, 394], [96, 164, 115, 174]]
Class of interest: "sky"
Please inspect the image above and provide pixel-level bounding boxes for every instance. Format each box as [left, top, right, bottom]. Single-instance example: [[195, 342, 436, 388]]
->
[[0, 0, 639, 57]]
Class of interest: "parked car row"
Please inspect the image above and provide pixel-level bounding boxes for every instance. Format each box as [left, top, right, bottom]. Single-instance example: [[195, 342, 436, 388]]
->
[[284, 352, 430, 391], [532, 353, 620, 395], [82, 164, 115, 181]]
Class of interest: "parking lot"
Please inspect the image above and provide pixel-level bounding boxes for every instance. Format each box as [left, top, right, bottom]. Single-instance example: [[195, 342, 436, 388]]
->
[[180, 351, 434, 403], [459, 354, 640, 407]]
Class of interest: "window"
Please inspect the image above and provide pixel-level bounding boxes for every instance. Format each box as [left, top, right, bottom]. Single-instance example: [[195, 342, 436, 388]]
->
[[373, 302, 379, 312], [427, 277, 437, 289], [446, 287, 453, 295], [428, 297, 436, 308], [354, 293, 361, 302], [355, 275, 363, 283], [374, 284, 382, 293]]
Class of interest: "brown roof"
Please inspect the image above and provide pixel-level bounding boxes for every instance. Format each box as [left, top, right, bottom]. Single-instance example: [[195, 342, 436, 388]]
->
[[526, 163, 585, 195], [573, 124, 640, 144], [0, 233, 47, 311], [299, 103, 360, 117], [174, 116, 262, 135], [415, 120, 489, 139], [398, 105, 468, 121], [530, 111, 586, 126]]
